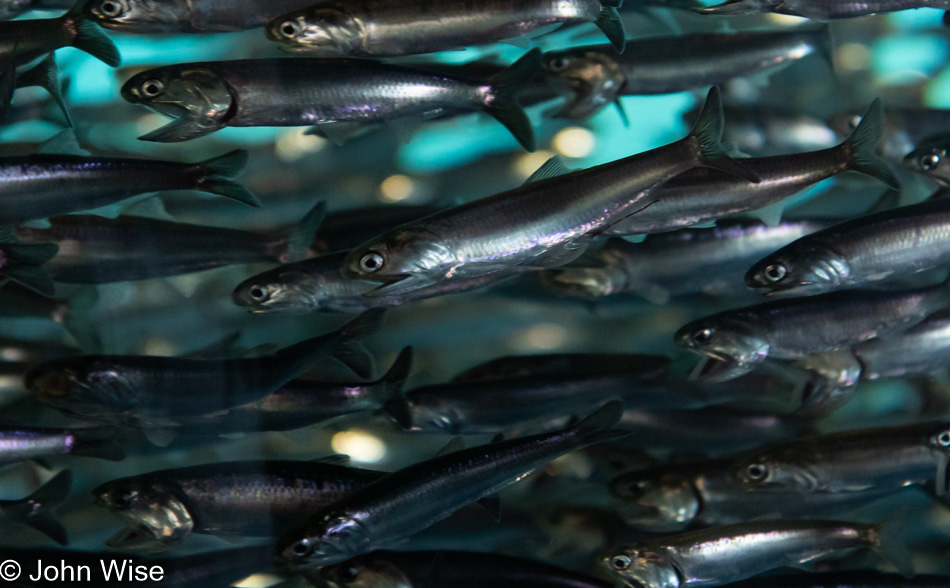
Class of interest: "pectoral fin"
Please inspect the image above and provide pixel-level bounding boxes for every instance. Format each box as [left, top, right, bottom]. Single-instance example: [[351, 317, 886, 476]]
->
[[139, 118, 220, 143]]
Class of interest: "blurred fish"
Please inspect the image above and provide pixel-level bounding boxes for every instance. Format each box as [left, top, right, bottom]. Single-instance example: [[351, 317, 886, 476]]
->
[[746, 196, 950, 296], [602, 99, 897, 236], [341, 87, 758, 297], [0, 425, 124, 466], [726, 572, 950, 587], [1, 0, 73, 20], [674, 277, 950, 381], [26, 309, 385, 427], [543, 28, 830, 120], [829, 106, 950, 159], [93, 458, 385, 549], [313, 205, 446, 254], [8, 53, 70, 125], [841, 310, 950, 380], [905, 134, 950, 185], [232, 250, 526, 314], [317, 550, 612, 588], [452, 352, 663, 381], [0, 336, 76, 363], [0, 470, 70, 545], [695, 0, 950, 18], [717, 105, 839, 156], [274, 401, 627, 570], [542, 220, 827, 304], [0, 149, 259, 224], [121, 52, 541, 150], [0, 242, 59, 297], [16, 202, 324, 285], [266, 0, 626, 58], [602, 520, 884, 588], [84, 0, 321, 32]]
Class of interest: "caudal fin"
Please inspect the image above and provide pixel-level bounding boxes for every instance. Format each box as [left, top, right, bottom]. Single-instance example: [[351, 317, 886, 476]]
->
[[688, 87, 760, 183], [842, 98, 900, 190], [570, 400, 629, 445], [379, 347, 413, 428], [0, 243, 60, 297], [596, 0, 626, 53], [71, 427, 126, 461], [15, 55, 72, 127], [279, 201, 326, 263], [197, 150, 262, 207], [334, 309, 386, 379], [486, 50, 541, 152], [66, 14, 121, 67], [11, 470, 71, 545]]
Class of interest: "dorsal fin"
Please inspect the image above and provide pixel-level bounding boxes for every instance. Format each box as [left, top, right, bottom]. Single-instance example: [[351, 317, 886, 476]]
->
[[523, 156, 572, 185]]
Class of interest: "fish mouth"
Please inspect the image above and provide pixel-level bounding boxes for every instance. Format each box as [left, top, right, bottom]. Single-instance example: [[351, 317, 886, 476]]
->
[[689, 355, 747, 383], [105, 526, 169, 553]]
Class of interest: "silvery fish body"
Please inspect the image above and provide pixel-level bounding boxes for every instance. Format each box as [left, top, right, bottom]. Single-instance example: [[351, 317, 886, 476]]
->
[[697, 0, 950, 18], [746, 197, 950, 296], [0, 8, 119, 71], [602, 520, 880, 588], [121, 53, 540, 149], [727, 572, 950, 587], [266, 0, 625, 57], [84, 0, 318, 32], [849, 310, 950, 379], [542, 220, 827, 303], [544, 28, 828, 119], [274, 402, 627, 570], [0, 425, 123, 466]]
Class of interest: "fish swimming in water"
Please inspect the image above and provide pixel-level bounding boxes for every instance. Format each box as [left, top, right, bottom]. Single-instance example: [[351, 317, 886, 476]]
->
[[83, 0, 323, 32]]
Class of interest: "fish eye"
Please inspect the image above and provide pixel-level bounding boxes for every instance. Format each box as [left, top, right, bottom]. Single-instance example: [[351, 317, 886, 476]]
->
[[279, 19, 301, 38], [763, 263, 787, 283], [936, 430, 950, 447], [248, 285, 269, 302], [746, 463, 768, 481], [921, 152, 941, 171], [141, 79, 164, 98], [291, 538, 314, 558], [98, 0, 123, 17], [611, 555, 631, 570], [359, 252, 384, 273], [692, 328, 713, 346], [548, 56, 571, 71]]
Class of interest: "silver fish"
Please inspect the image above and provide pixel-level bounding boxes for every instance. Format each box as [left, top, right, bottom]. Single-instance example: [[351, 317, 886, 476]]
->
[[266, 0, 626, 58], [273, 401, 627, 570], [120, 52, 540, 150], [674, 278, 950, 381], [847, 310, 950, 380], [340, 87, 759, 298], [904, 135, 950, 186], [696, 0, 950, 18], [0, 425, 124, 466], [602, 520, 882, 588], [84, 0, 320, 32], [746, 196, 950, 296]]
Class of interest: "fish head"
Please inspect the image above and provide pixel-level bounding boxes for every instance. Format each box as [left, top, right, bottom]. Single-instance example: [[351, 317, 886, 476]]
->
[[84, 0, 191, 32], [610, 472, 700, 532], [542, 50, 625, 120], [674, 317, 769, 382], [745, 245, 850, 296], [121, 66, 234, 128], [341, 229, 455, 297], [276, 514, 371, 570], [25, 359, 136, 418], [927, 422, 950, 450], [232, 264, 330, 314], [319, 556, 412, 588], [601, 545, 681, 588], [267, 4, 364, 57], [904, 143, 950, 186], [92, 478, 194, 549], [730, 446, 820, 492]]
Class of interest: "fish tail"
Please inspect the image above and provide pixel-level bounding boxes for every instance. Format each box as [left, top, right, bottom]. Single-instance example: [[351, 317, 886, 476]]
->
[[486, 49, 541, 152], [278, 201, 326, 263], [874, 515, 915, 577], [0, 242, 60, 297], [379, 347, 414, 429], [570, 399, 629, 445], [197, 150, 262, 208], [842, 98, 900, 190], [15, 54, 72, 127], [595, 0, 626, 53], [13, 470, 71, 545], [62, 286, 102, 352], [63, 8, 121, 67], [688, 87, 761, 183], [71, 427, 126, 461], [332, 308, 386, 379]]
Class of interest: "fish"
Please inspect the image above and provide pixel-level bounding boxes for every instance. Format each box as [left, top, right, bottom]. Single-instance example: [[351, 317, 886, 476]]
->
[[729, 421, 950, 495], [829, 105, 950, 160], [0, 242, 59, 297], [601, 98, 898, 236], [340, 87, 759, 298], [842, 310, 950, 380], [0, 336, 77, 363], [725, 572, 950, 587], [0, 148, 260, 224], [542, 220, 828, 304], [232, 250, 526, 314], [266, 0, 626, 58], [602, 520, 884, 588], [450, 352, 668, 382], [92, 459, 386, 549], [745, 196, 950, 296], [8, 53, 70, 125], [0, 425, 124, 466], [181, 347, 413, 434], [694, 0, 950, 18], [15, 202, 324, 284], [713, 105, 839, 157], [674, 277, 950, 381], [543, 28, 831, 120], [904, 134, 950, 185], [610, 460, 895, 533], [120, 52, 541, 150], [273, 401, 628, 570], [311, 205, 447, 255], [0, 0, 73, 20], [83, 0, 324, 32], [0, 470, 70, 545], [25, 309, 385, 427], [316, 550, 612, 588]]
